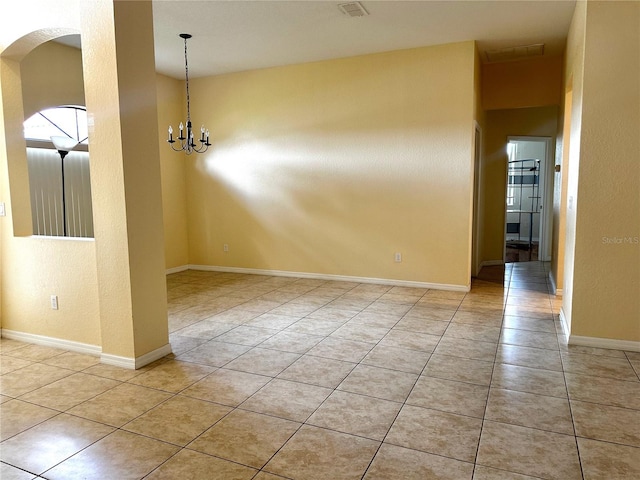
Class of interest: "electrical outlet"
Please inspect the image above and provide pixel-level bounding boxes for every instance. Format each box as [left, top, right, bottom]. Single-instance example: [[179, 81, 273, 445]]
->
[[394, 252, 402, 263], [50, 295, 59, 310], [0, 202, 5, 216], [223, 244, 229, 252]]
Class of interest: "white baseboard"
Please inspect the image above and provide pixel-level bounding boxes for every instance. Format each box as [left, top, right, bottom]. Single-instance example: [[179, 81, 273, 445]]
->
[[548, 271, 562, 296], [101, 343, 172, 370], [0, 329, 172, 369], [480, 260, 504, 269], [559, 308, 570, 337], [0, 329, 101, 356], [568, 335, 640, 353], [186, 264, 470, 292], [166, 265, 189, 274], [558, 309, 640, 352]]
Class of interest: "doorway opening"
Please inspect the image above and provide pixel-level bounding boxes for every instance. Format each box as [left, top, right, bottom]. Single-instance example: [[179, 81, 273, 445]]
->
[[504, 137, 553, 263]]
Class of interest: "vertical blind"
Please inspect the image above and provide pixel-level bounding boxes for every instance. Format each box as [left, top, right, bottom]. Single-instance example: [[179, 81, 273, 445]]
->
[[27, 147, 94, 238]]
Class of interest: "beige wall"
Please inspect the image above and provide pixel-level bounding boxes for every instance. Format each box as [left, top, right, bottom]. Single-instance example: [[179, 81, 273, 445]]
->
[[0, 0, 169, 364], [480, 106, 559, 264], [563, 0, 640, 343], [482, 56, 563, 111], [184, 42, 477, 288], [21, 41, 85, 118], [157, 74, 189, 269], [0, 38, 101, 346]]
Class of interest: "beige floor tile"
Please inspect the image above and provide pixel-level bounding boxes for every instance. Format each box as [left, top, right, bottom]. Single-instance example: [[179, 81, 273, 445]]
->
[[253, 472, 291, 480], [386, 405, 482, 462], [225, 347, 300, 376], [307, 390, 402, 440], [472, 465, 541, 479], [145, 449, 257, 479], [173, 319, 236, 339], [0, 394, 11, 404], [0, 363, 74, 397], [124, 395, 231, 446], [577, 437, 640, 480], [0, 414, 114, 475], [404, 306, 457, 322], [18, 372, 119, 411], [502, 315, 556, 333], [393, 316, 449, 336], [407, 376, 489, 418], [0, 356, 33, 375], [485, 388, 573, 435], [285, 318, 344, 335], [491, 363, 567, 398], [502, 305, 552, 320], [0, 338, 29, 353], [258, 331, 324, 354], [264, 425, 380, 480], [129, 359, 216, 393], [245, 313, 301, 330], [177, 340, 251, 367], [43, 430, 179, 480], [0, 462, 38, 480], [330, 322, 390, 343], [307, 337, 375, 362], [168, 334, 210, 355], [379, 329, 440, 352], [361, 344, 430, 374], [443, 323, 502, 343], [269, 302, 320, 317], [240, 378, 332, 422], [67, 383, 171, 427], [363, 302, 412, 316], [2, 344, 66, 362], [307, 306, 359, 322], [213, 325, 279, 346], [451, 310, 503, 327], [82, 362, 146, 382], [182, 368, 271, 406], [189, 409, 299, 468], [561, 351, 638, 381], [434, 337, 497, 362], [565, 372, 640, 410], [0, 399, 58, 441], [560, 343, 628, 358], [423, 354, 494, 386], [364, 443, 474, 479], [477, 421, 581, 480], [572, 399, 640, 447], [277, 355, 356, 388], [338, 364, 418, 402], [500, 328, 558, 350], [42, 352, 101, 371], [350, 311, 403, 328], [496, 343, 563, 371]]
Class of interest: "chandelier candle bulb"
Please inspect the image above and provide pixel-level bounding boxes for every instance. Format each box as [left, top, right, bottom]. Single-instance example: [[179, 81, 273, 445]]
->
[[168, 125, 173, 142]]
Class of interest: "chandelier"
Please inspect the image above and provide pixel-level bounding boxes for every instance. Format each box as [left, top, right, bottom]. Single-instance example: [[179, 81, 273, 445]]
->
[[167, 33, 210, 154]]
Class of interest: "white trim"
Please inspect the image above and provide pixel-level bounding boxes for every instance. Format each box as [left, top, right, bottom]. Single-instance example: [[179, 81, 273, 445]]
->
[[101, 343, 173, 370], [568, 334, 640, 353], [100, 353, 136, 369], [166, 265, 189, 275], [0, 329, 101, 356], [548, 271, 563, 296], [557, 311, 639, 352], [135, 343, 172, 369], [480, 260, 504, 269], [187, 264, 470, 292], [559, 308, 570, 337]]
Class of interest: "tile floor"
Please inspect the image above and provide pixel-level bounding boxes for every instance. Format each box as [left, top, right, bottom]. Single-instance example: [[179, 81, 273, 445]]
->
[[1, 262, 640, 479]]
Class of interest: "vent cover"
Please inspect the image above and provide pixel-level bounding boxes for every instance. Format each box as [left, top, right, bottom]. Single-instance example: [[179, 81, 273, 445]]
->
[[338, 2, 369, 17], [485, 43, 545, 63]]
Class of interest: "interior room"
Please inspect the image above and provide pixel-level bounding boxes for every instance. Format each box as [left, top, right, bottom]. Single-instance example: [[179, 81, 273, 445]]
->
[[1, 1, 639, 479]]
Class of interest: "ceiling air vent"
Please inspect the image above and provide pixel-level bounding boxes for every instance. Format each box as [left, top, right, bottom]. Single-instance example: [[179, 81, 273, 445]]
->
[[338, 2, 369, 17], [485, 43, 545, 63]]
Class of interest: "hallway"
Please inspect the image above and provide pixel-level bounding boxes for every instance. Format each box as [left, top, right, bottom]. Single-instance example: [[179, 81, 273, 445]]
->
[[1, 263, 639, 479]]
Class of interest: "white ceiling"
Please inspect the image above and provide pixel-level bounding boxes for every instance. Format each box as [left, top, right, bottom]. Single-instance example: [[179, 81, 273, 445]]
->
[[61, 0, 578, 79]]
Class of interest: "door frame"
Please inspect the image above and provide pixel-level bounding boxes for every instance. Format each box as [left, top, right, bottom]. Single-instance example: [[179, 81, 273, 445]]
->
[[504, 136, 554, 262], [471, 122, 483, 276]]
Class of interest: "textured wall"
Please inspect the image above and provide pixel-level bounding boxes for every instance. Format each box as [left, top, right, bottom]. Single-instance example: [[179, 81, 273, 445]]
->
[[184, 42, 477, 288]]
